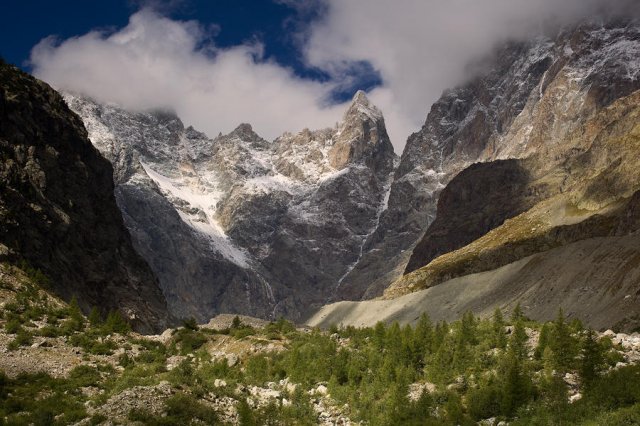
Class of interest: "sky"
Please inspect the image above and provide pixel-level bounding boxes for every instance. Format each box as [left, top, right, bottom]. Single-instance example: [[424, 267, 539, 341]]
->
[[1, 0, 635, 152]]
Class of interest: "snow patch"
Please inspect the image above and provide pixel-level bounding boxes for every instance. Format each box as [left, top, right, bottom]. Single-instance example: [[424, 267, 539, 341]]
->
[[141, 162, 250, 268]]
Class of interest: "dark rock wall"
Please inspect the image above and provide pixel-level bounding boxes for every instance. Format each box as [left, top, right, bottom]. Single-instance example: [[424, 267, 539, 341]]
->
[[0, 63, 169, 333]]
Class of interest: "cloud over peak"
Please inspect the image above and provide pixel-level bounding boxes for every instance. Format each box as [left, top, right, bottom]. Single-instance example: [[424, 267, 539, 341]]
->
[[31, 9, 346, 144], [30, 1, 636, 152]]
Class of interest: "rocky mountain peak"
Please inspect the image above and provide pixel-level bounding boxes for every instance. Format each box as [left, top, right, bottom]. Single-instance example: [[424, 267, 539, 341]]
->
[[227, 123, 262, 143], [329, 90, 394, 171], [343, 90, 383, 123]]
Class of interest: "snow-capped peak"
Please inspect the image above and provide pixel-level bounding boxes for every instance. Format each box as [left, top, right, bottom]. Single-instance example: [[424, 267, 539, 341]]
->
[[344, 90, 383, 122]]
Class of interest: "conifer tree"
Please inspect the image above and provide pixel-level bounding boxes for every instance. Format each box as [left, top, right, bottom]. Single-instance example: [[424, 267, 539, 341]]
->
[[580, 329, 605, 393], [500, 351, 531, 416], [88, 307, 102, 327], [511, 302, 526, 322], [534, 322, 552, 359], [460, 311, 477, 344], [414, 313, 434, 366], [550, 309, 577, 372], [509, 319, 528, 361], [540, 346, 568, 418], [492, 308, 507, 349]]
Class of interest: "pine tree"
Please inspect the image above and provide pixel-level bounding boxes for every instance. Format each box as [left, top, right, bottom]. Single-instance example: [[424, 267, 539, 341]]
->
[[460, 311, 478, 345], [540, 346, 568, 419], [499, 351, 532, 416], [444, 392, 466, 425], [414, 313, 434, 366], [534, 322, 552, 359], [88, 307, 102, 328], [550, 309, 577, 373], [231, 315, 242, 329], [104, 310, 131, 334], [237, 398, 256, 426], [580, 329, 605, 393], [64, 296, 85, 333], [373, 321, 386, 349], [492, 308, 507, 349], [432, 320, 448, 353], [511, 302, 526, 322], [508, 319, 528, 361]]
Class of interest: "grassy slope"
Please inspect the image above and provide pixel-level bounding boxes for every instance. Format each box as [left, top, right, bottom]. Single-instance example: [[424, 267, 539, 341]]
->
[[1, 263, 640, 425]]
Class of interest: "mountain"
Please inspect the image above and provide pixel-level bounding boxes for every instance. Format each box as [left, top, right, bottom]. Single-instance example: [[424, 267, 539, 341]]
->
[[308, 19, 640, 331], [0, 62, 169, 333], [65, 91, 396, 322], [333, 30, 559, 300], [51, 17, 640, 331]]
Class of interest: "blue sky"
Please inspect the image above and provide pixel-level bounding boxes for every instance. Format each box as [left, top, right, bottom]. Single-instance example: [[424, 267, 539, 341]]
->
[[2, 1, 299, 68], [0, 0, 619, 151], [0, 1, 380, 103]]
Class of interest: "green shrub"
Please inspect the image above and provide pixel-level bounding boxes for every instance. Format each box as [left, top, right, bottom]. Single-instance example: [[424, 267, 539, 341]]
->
[[173, 329, 207, 354], [127, 393, 219, 425], [182, 317, 199, 331], [89, 414, 108, 425], [88, 307, 102, 328], [5, 318, 21, 334], [38, 325, 60, 337], [164, 393, 218, 424], [69, 332, 117, 355], [584, 403, 640, 426], [118, 353, 134, 368], [8, 328, 32, 350], [467, 381, 502, 420], [103, 310, 131, 335], [68, 365, 101, 388]]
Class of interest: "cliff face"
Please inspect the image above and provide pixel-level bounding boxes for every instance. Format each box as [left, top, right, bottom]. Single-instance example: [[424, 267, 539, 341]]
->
[[334, 36, 557, 300], [375, 20, 640, 328], [390, 86, 640, 292], [0, 63, 169, 333], [305, 19, 640, 331], [65, 91, 396, 321], [337, 19, 640, 301]]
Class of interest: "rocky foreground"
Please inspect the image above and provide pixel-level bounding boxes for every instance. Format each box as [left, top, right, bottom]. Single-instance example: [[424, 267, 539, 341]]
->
[[2, 263, 640, 425]]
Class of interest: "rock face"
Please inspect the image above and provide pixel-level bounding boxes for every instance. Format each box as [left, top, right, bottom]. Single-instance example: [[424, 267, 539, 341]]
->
[[65, 91, 396, 321], [336, 19, 640, 300], [396, 20, 640, 282], [0, 63, 169, 333], [335, 36, 557, 300], [366, 20, 640, 329], [52, 17, 639, 330]]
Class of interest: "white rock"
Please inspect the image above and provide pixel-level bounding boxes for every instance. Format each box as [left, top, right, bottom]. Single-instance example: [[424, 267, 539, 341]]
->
[[569, 393, 582, 403], [226, 353, 238, 367], [315, 384, 328, 395]]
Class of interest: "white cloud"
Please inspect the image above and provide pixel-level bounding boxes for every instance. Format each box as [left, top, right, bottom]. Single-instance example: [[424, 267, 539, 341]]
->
[[30, 9, 346, 143], [31, 2, 634, 153], [304, 0, 633, 149]]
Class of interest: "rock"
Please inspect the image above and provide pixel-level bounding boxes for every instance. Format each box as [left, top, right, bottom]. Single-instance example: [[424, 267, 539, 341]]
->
[[407, 382, 436, 401], [66, 89, 396, 322], [0, 63, 170, 333], [564, 373, 578, 387], [569, 393, 583, 403], [226, 353, 238, 367], [315, 384, 328, 395], [158, 329, 173, 344], [214, 379, 227, 388]]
